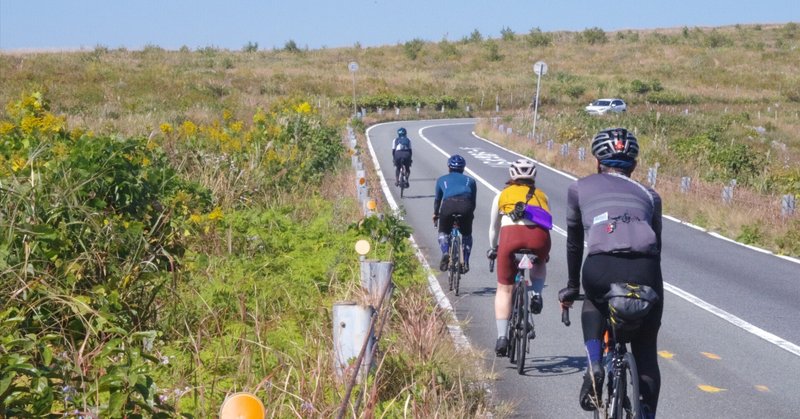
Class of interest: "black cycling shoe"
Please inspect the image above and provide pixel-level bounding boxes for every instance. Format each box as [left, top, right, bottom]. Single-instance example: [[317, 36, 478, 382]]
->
[[395, 180, 400, 187], [495, 337, 509, 357], [579, 365, 605, 411], [530, 294, 543, 314], [439, 254, 449, 272], [460, 262, 469, 274]]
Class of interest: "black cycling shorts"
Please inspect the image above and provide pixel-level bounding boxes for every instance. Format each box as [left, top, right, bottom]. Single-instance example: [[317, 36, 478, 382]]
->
[[438, 197, 475, 236]]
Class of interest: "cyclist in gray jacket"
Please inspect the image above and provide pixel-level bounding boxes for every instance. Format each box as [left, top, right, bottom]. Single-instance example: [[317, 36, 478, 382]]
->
[[559, 128, 663, 419]]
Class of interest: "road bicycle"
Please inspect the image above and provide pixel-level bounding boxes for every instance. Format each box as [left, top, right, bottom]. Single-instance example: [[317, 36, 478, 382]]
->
[[561, 293, 642, 419], [446, 214, 465, 296], [491, 249, 538, 375], [398, 162, 409, 198]]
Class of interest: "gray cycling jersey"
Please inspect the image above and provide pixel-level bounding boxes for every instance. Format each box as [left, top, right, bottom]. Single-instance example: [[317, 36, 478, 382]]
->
[[566, 173, 662, 282]]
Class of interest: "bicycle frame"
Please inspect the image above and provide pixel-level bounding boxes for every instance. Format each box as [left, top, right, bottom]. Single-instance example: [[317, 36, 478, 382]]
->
[[561, 296, 641, 419]]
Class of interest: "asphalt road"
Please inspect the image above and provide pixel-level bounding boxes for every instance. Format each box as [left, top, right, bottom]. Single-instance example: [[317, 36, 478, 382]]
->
[[366, 119, 800, 418]]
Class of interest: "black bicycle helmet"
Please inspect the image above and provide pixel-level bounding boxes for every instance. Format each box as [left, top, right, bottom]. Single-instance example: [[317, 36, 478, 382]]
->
[[591, 128, 639, 161], [447, 154, 466, 170], [397, 127, 407, 137]]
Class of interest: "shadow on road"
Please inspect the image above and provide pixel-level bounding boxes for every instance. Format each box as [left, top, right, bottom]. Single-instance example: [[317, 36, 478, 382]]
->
[[500, 355, 586, 377], [397, 194, 435, 200], [467, 287, 497, 296]]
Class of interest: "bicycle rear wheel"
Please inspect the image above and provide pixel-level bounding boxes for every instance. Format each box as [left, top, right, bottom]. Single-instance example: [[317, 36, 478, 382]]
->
[[448, 236, 459, 292], [453, 235, 462, 296], [399, 168, 407, 197], [614, 352, 641, 419], [505, 285, 519, 363], [515, 286, 529, 375]]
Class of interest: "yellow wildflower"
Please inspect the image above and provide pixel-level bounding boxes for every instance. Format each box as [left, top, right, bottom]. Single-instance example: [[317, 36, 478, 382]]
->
[[189, 213, 203, 224], [253, 109, 267, 125], [52, 142, 68, 158], [70, 128, 85, 140], [180, 120, 197, 137], [293, 102, 312, 114], [229, 120, 243, 133], [0, 121, 15, 136], [160, 122, 173, 135], [40, 113, 65, 134], [141, 157, 151, 167], [222, 110, 233, 121], [11, 157, 27, 172], [208, 207, 224, 221], [20, 115, 38, 135]]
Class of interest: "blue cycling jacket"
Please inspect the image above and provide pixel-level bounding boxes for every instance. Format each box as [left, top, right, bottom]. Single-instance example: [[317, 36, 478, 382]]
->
[[433, 172, 477, 215]]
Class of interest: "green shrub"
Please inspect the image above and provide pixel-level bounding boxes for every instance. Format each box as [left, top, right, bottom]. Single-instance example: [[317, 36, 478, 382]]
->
[[500, 26, 515, 41], [578, 27, 608, 45], [526, 27, 553, 47], [484, 39, 502, 62], [404, 39, 426, 60]]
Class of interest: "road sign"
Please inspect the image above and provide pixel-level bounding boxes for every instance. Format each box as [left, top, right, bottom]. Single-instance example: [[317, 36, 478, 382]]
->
[[349, 61, 359, 72], [219, 392, 265, 419], [533, 61, 548, 76]]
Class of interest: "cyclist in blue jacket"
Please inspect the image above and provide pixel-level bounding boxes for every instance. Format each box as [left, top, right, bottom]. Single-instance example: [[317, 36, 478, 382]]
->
[[392, 127, 412, 186], [433, 155, 477, 273]]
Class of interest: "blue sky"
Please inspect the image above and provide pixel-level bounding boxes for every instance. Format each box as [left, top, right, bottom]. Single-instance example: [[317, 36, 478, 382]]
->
[[1, 0, 798, 51]]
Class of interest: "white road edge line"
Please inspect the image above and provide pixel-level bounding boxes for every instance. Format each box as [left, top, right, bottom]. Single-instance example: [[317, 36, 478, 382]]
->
[[366, 120, 800, 359]]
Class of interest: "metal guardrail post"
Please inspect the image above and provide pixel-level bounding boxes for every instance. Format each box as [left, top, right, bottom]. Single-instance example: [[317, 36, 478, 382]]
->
[[332, 302, 374, 381], [360, 260, 394, 304]]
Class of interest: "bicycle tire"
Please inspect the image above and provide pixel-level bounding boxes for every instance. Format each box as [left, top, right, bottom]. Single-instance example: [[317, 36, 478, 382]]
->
[[516, 286, 529, 375], [448, 235, 459, 292], [399, 167, 407, 198], [453, 235, 462, 296], [619, 352, 641, 419], [506, 287, 518, 363]]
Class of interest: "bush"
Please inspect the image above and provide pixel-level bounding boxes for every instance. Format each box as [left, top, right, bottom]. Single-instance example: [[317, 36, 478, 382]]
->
[[284, 39, 301, 53], [404, 38, 426, 60], [526, 27, 553, 47], [500, 26, 515, 41], [578, 27, 608, 45], [484, 39, 503, 62]]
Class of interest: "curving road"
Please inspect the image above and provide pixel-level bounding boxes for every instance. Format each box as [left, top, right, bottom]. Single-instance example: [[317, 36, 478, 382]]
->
[[366, 119, 800, 418]]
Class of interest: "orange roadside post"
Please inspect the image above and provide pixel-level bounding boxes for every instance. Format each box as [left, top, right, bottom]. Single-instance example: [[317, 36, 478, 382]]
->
[[219, 392, 265, 419]]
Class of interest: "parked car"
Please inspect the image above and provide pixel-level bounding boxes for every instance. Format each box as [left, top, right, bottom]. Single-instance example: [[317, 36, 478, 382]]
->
[[585, 98, 627, 115]]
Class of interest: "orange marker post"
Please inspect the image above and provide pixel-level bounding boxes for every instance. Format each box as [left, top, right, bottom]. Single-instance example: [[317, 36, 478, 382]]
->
[[219, 392, 265, 419]]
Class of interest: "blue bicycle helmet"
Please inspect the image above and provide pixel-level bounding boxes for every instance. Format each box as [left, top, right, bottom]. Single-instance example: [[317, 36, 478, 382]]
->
[[447, 154, 466, 171], [397, 127, 407, 137]]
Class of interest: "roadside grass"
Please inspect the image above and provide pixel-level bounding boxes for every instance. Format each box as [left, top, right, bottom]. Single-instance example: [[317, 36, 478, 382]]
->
[[0, 92, 491, 416]]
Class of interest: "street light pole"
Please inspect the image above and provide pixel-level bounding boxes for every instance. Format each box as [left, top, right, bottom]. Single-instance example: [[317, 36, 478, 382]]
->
[[532, 61, 548, 141]]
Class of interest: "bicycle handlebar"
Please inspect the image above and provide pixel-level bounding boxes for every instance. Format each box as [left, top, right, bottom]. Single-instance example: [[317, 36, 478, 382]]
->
[[560, 294, 585, 327]]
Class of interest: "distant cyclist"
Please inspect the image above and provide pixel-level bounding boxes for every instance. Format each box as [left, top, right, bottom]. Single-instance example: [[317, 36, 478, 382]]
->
[[392, 127, 412, 186], [487, 159, 552, 356], [433, 155, 477, 273], [558, 128, 663, 418]]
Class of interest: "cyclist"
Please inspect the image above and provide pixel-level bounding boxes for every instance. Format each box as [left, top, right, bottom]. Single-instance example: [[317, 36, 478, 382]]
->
[[487, 159, 552, 356], [392, 127, 412, 186], [433, 155, 477, 274], [558, 128, 663, 418]]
